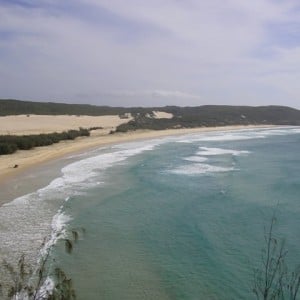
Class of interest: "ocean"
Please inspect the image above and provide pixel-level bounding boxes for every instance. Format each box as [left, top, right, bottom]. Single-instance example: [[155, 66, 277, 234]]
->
[[0, 126, 300, 299]]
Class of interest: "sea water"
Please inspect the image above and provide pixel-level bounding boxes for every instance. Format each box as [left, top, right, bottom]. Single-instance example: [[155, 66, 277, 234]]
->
[[0, 127, 300, 299]]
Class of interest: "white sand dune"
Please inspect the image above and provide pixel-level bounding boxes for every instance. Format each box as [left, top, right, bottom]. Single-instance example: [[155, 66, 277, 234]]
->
[[153, 111, 173, 119], [0, 114, 133, 135]]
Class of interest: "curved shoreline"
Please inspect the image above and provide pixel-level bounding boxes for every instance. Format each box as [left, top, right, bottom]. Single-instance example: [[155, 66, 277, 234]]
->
[[0, 125, 274, 206], [0, 125, 275, 184]]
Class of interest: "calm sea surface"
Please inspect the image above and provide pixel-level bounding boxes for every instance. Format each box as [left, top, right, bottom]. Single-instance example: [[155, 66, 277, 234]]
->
[[1, 127, 300, 299]]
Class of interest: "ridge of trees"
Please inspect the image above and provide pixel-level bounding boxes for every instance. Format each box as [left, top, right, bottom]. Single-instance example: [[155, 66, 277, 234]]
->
[[116, 105, 300, 132], [0, 99, 145, 116], [0, 128, 90, 155]]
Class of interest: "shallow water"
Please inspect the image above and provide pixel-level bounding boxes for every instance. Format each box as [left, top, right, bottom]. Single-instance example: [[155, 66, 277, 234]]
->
[[1, 127, 300, 299]]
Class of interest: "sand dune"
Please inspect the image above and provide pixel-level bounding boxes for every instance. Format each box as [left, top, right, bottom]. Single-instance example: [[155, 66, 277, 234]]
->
[[0, 114, 133, 135], [153, 111, 173, 119]]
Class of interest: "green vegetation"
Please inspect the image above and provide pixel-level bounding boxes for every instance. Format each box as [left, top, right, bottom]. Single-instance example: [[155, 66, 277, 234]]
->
[[116, 105, 300, 132], [0, 228, 83, 299], [0, 99, 137, 116], [253, 215, 300, 299], [0, 128, 90, 155]]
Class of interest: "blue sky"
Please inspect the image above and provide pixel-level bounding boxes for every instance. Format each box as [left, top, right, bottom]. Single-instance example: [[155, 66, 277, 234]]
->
[[1, 0, 300, 108]]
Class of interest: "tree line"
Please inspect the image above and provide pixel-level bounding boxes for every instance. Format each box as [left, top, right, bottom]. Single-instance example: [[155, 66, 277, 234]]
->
[[0, 128, 90, 155]]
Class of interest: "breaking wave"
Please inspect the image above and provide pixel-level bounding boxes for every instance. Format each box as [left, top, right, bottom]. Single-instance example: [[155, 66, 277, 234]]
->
[[170, 163, 236, 175]]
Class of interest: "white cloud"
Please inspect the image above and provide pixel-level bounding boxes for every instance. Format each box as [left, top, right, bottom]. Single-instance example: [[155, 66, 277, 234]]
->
[[0, 0, 300, 108]]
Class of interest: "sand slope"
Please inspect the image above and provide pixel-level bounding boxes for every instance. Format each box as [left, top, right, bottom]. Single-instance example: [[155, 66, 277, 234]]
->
[[0, 114, 133, 135]]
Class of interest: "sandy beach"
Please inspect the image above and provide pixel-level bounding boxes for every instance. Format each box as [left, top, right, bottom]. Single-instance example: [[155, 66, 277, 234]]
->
[[0, 114, 274, 184], [0, 112, 274, 205]]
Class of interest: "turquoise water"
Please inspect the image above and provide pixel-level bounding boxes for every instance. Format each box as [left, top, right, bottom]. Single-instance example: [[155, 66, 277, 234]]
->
[[50, 127, 300, 299], [1, 127, 300, 299]]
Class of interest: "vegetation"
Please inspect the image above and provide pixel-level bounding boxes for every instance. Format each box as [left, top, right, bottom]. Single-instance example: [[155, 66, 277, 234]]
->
[[0, 229, 82, 299], [0, 128, 90, 155], [116, 105, 300, 132], [253, 214, 300, 300], [1, 100, 300, 130], [0, 99, 136, 116]]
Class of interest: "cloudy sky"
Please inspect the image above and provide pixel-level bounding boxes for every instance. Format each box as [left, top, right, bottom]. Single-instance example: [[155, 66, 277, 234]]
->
[[1, 0, 300, 108]]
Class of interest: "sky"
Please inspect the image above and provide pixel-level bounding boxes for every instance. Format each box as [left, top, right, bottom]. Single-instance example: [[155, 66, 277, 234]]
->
[[1, 0, 300, 108]]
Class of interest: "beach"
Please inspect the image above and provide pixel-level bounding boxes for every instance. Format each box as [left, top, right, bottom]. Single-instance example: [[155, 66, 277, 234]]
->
[[0, 114, 274, 207], [0, 117, 274, 207], [0, 122, 299, 299], [0, 114, 273, 185]]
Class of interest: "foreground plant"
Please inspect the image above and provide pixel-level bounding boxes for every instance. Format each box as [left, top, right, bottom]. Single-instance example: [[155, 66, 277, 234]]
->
[[253, 215, 300, 300], [1, 229, 83, 300]]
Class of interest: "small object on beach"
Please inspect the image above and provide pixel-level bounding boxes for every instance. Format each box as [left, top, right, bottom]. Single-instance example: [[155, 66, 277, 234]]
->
[[13, 164, 19, 168]]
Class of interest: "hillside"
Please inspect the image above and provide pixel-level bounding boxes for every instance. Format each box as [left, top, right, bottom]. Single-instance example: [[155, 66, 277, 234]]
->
[[1, 99, 300, 132], [0, 99, 131, 116], [116, 105, 300, 132]]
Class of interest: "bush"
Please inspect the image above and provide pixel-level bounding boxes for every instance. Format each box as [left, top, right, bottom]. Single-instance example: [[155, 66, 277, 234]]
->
[[15, 137, 35, 150], [0, 128, 92, 155], [0, 142, 18, 154]]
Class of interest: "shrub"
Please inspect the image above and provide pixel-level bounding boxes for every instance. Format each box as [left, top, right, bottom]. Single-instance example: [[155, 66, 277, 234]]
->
[[0, 142, 18, 155], [0, 128, 92, 156]]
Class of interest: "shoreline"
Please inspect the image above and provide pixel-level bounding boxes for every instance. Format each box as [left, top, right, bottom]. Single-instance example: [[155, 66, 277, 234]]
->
[[0, 125, 275, 184]]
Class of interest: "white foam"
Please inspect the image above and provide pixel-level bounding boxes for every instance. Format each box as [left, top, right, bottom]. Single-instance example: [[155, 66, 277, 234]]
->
[[289, 126, 300, 134], [39, 211, 72, 258], [183, 156, 208, 162], [175, 127, 300, 144], [15, 291, 30, 300], [197, 147, 250, 156], [266, 127, 300, 135], [192, 134, 263, 142], [176, 131, 265, 143], [14, 277, 55, 300], [257, 129, 292, 136], [112, 139, 163, 150], [35, 277, 55, 299], [20, 141, 163, 202], [0, 138, 163, 281], [170, 163, 236, 175]]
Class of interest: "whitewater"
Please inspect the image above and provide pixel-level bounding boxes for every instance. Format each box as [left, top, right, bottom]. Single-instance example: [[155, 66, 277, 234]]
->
[[0, 126, 300, 299]]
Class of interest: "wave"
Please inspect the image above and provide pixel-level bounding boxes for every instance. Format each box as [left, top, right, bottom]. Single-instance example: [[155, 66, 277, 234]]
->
[[112, 138, 165, 150], [197, 147, 250, 156], [0, 139, 163, 277], [176, 131, 265, 143], [170, 163, 236, 175], [39, 211, 72, 258], [34, 277, 55, 300], [183, 156, 208, 162], [183, 134, 264, 142], [176, 127, 300, 144], [291, 127, 300, 133]]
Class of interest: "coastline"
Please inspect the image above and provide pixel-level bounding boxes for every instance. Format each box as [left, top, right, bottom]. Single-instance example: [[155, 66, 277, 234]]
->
[[0, 125, 274, 184]]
